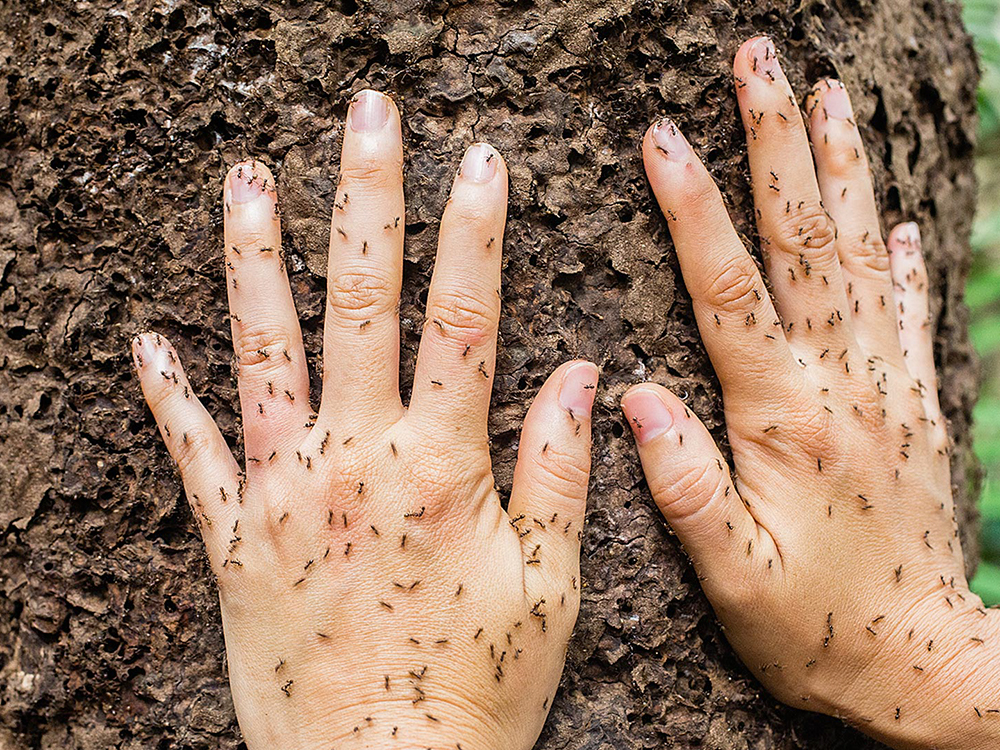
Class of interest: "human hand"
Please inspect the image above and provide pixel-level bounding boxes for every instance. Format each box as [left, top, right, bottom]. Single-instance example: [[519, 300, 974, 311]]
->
[[131, 90, 598, 750], [622, 38, 1000, 749]]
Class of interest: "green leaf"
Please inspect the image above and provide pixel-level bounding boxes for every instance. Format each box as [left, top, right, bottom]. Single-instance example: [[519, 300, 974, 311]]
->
[[971, 561, 1000, 606]]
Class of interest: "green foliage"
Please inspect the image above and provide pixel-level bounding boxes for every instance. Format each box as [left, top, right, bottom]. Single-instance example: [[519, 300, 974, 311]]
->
[[964, 0, 1000, 604], [967, 0, 1000, 136]]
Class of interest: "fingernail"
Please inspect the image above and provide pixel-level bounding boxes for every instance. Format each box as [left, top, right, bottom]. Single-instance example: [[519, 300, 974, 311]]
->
[[651, 118, 691, 162], [349, 89, 390, 132], [132, 333, 160, 368], [459, 143, 499, 183], [558, 362, 600, 418], [748, 37, 782, 82], [228, 162, 270, 204], [622, 388, 674, 446], [821, 80, 853, 120], [897, 222, 921, 250]]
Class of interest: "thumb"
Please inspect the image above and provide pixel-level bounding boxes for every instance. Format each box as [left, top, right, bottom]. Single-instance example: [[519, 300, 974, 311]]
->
[[621, 383, 769, 579], [508, 361, 598, 610]]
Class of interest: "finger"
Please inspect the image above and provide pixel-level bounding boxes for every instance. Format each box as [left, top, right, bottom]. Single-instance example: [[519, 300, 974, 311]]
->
[[806, 79, 900, 359], [223, 160, 312, 458], [734, 38, 853, 351], [621, 384, 775, 592], [131, 332, 240, 564], [642, 119, 801, 406], [409, 143, 507, 441], [508, 361, 598, 598], [320, 90, 405, 427], [888, 223, 947, 448]]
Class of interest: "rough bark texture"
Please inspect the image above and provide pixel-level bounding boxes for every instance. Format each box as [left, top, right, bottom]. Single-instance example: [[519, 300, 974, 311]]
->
[[0, 0, 981, 747]]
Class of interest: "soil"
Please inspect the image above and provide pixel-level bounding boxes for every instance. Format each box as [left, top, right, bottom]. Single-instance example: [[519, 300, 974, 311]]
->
[[0, 0, 982, 748]]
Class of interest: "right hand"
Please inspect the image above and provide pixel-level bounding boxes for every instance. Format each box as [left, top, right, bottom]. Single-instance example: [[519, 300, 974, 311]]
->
[[622, 37, 1000, 749]]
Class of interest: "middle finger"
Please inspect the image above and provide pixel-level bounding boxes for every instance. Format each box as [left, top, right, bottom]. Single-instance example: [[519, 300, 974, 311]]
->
[[734, 37, 857, 364], [320, 90, 406, 428]]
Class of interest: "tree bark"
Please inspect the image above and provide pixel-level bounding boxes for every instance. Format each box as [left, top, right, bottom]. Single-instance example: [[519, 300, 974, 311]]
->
[[0, 0, 981, 747]]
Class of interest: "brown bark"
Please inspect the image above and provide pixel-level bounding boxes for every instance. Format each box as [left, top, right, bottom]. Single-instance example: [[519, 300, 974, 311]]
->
[[0, 0, 980, 747]]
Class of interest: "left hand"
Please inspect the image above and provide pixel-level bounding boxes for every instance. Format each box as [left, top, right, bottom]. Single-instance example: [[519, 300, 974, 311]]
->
[[132, 89, 598, 750]]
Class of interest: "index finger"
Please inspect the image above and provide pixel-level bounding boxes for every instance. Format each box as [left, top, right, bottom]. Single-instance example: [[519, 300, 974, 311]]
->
[[641, 119, 801, 403]]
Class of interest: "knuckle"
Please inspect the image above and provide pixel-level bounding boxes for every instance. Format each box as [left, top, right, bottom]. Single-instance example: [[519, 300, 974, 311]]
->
[[705, 257, 763, 313], [846, 234, 890, 276], [234, 325, 291, 370], [229, 228, 271, 253], [445, 194, 495, 226], [327, 269, 396, 321], [535, 444, 590, 499], [648, 460, 725, 524], [785, 406, 834, 449], [407, 449, 486, 500], [820, 136, 867, 179], [677, 172, 721, 213], [741, 398, 835, 458], [771, 200, 838, 263], [339, 156, 400, 190], [901, 310, 932, 334], [173, 425, 216, 474], [426, 289, 497, 341]]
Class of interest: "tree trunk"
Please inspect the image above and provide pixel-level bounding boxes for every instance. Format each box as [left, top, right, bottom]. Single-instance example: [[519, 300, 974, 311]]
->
[[0, 0, 981, 747]]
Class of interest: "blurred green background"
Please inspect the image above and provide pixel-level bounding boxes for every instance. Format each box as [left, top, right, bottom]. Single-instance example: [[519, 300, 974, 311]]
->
[[965, 0, 1000, 604]]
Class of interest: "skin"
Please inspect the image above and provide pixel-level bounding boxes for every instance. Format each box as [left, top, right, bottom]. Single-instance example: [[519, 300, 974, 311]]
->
[[131, 90, 599, 750], [622, 37, 1000, 749]]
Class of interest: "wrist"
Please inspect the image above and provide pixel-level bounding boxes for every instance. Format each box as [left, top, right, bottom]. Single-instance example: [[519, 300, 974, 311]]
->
[[235, 685, 525, 750], [834, 594, 1000, 749]]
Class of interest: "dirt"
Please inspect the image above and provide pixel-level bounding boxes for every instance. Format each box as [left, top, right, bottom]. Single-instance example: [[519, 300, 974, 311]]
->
[[0, 0, 981, 747]]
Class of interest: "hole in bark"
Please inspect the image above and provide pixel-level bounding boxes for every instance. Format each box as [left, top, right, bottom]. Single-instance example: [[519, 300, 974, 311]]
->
[[871, 88, 888, 133], [541, 211, 565, 228], [103, 633, 122, 653], [527, 124, 547, 140], [908, 133, 922, 173], [167, 9, 185, 31], [886, 185, 902, 213]]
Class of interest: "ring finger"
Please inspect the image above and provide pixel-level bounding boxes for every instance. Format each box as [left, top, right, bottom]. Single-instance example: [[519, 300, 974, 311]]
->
[[734, 38, 856, 366], [223, 161, 311, 461], [806, 79, 901, 361]]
